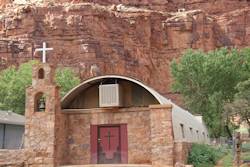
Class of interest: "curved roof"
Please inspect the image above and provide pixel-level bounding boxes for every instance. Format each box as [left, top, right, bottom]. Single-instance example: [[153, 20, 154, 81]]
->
[[61, 75, 209, 143], [61, 75, 169, 108]]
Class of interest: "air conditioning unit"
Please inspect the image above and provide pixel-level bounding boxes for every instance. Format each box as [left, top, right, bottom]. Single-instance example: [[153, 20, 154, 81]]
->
[[99, 84, 122, 107]]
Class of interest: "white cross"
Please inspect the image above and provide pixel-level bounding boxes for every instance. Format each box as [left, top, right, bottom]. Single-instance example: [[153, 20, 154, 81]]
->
[[35, 42, 53, 63]]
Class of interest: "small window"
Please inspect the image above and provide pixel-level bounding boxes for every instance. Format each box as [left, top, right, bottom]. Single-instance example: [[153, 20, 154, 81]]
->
[[190, 127, 193, 139], [35, 92, 46, 112], [180, 124, 185, 139], [196, 130, 199, 140], [203, 132, 206, 140], [190, 127, 193, 134], [38, 68, 45, 79]]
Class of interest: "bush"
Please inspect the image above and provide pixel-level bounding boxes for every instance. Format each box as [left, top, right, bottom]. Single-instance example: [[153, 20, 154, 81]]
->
[[55, 67, 81, 97], [187, 144, 225, 167], [242, 142, 250, 152]]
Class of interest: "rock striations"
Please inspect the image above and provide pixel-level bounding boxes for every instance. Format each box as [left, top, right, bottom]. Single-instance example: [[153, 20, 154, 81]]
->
[[0, 0, 249, 104]]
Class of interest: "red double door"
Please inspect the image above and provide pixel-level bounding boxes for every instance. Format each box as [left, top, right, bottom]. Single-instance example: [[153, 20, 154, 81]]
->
[[91, 124, 128, 164]]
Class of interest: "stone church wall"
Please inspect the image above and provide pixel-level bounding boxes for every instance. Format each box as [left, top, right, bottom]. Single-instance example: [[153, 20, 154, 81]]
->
[[149, 104, 174, 167], [174, 142, 192, 165], [64, 107, 152, 165], [0, 104, 183, 167], [0, 149, 26, 166]]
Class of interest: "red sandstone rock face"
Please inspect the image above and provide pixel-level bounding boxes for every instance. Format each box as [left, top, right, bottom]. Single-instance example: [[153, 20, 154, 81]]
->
[[64, 0, 250, 15], [51, 0, 250, 15], [215, 7, 250, 47], [0, 1, 249, 105]]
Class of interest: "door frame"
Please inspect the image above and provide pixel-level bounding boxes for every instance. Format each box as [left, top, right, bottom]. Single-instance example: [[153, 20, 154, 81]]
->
[[91, 124, 128, 164]]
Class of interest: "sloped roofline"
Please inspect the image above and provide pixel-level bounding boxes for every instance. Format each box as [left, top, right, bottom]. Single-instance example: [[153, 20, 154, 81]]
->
[[0, 110, 25, 125]]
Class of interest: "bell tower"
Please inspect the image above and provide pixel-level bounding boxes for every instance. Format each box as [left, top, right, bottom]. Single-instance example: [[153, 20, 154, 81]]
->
[[24, 63, 66, 166]]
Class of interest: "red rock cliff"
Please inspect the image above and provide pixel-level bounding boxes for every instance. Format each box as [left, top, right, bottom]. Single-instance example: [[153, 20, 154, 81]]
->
[[0, 1, 249, 104]]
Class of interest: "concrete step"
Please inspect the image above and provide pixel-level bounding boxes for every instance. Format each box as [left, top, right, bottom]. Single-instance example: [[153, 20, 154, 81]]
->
[[61, 165, 152, 167]]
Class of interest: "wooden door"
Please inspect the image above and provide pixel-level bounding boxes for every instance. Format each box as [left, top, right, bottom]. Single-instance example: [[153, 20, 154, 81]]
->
[[98, 126, 121, 164]]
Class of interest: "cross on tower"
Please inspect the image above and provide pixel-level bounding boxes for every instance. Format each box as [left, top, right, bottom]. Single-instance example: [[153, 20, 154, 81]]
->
[[35, 42, 53, 63]]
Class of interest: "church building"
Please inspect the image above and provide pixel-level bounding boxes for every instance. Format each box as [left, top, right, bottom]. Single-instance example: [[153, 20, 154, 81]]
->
[[20, 63, 209, 167]]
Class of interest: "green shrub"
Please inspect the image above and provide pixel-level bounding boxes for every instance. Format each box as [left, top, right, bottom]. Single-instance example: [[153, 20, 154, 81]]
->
[[242, 142, 250, 152], [187, 144, 226, 167]]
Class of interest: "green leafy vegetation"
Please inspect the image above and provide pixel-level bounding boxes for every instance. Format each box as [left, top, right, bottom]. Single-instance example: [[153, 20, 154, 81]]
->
[[221, 153, 233, 167], [218, 142, 250, 167], [171, 48, 250, 137], [224, 79, 250, 136], [0, 61, 80, 114], [242, 143, 250, 162], [56, 67, 81, 97], [242, 142, 250, 152], [187, 144, 226, 167], [242, 152, 250, 161]]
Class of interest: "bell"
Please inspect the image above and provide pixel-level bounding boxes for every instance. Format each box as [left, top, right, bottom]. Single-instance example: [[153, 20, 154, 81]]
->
[[38, 98, 46, 111]]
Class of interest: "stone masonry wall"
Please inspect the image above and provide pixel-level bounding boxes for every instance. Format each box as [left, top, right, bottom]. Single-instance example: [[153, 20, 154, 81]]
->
[[24, 64, 67, 166], [25, 66, 56, 166], [0, 102, 183, 167], [55, 108, 68, 166], [0, 149, 26, 166], [64, 107, 152, 165], [149, 104, 174, 167], [174, 142, 192, 166]]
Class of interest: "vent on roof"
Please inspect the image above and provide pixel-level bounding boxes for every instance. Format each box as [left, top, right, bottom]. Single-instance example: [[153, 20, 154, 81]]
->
[[99, 84, 122, 107]]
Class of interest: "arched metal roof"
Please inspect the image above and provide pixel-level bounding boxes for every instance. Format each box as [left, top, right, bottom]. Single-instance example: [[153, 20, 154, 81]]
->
[[61, 75, 169, 108]]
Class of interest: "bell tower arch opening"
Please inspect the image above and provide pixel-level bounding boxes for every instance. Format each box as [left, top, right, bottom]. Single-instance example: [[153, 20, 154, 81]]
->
[[38, 68, 45, 79], [35, 92, 46, 112]]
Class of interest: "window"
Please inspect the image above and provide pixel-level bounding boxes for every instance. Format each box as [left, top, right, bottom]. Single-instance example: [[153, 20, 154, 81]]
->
[[189, 127, 193, 140], [196, 130, 199, 140], [38, 68, 45, 79], [202, 132, 206, 140], [180, 124, 185, 139]]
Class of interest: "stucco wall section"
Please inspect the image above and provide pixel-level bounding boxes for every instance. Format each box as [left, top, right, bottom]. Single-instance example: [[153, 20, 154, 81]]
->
[[172, 104, 209, 143], [64, 107, 151, 165]]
